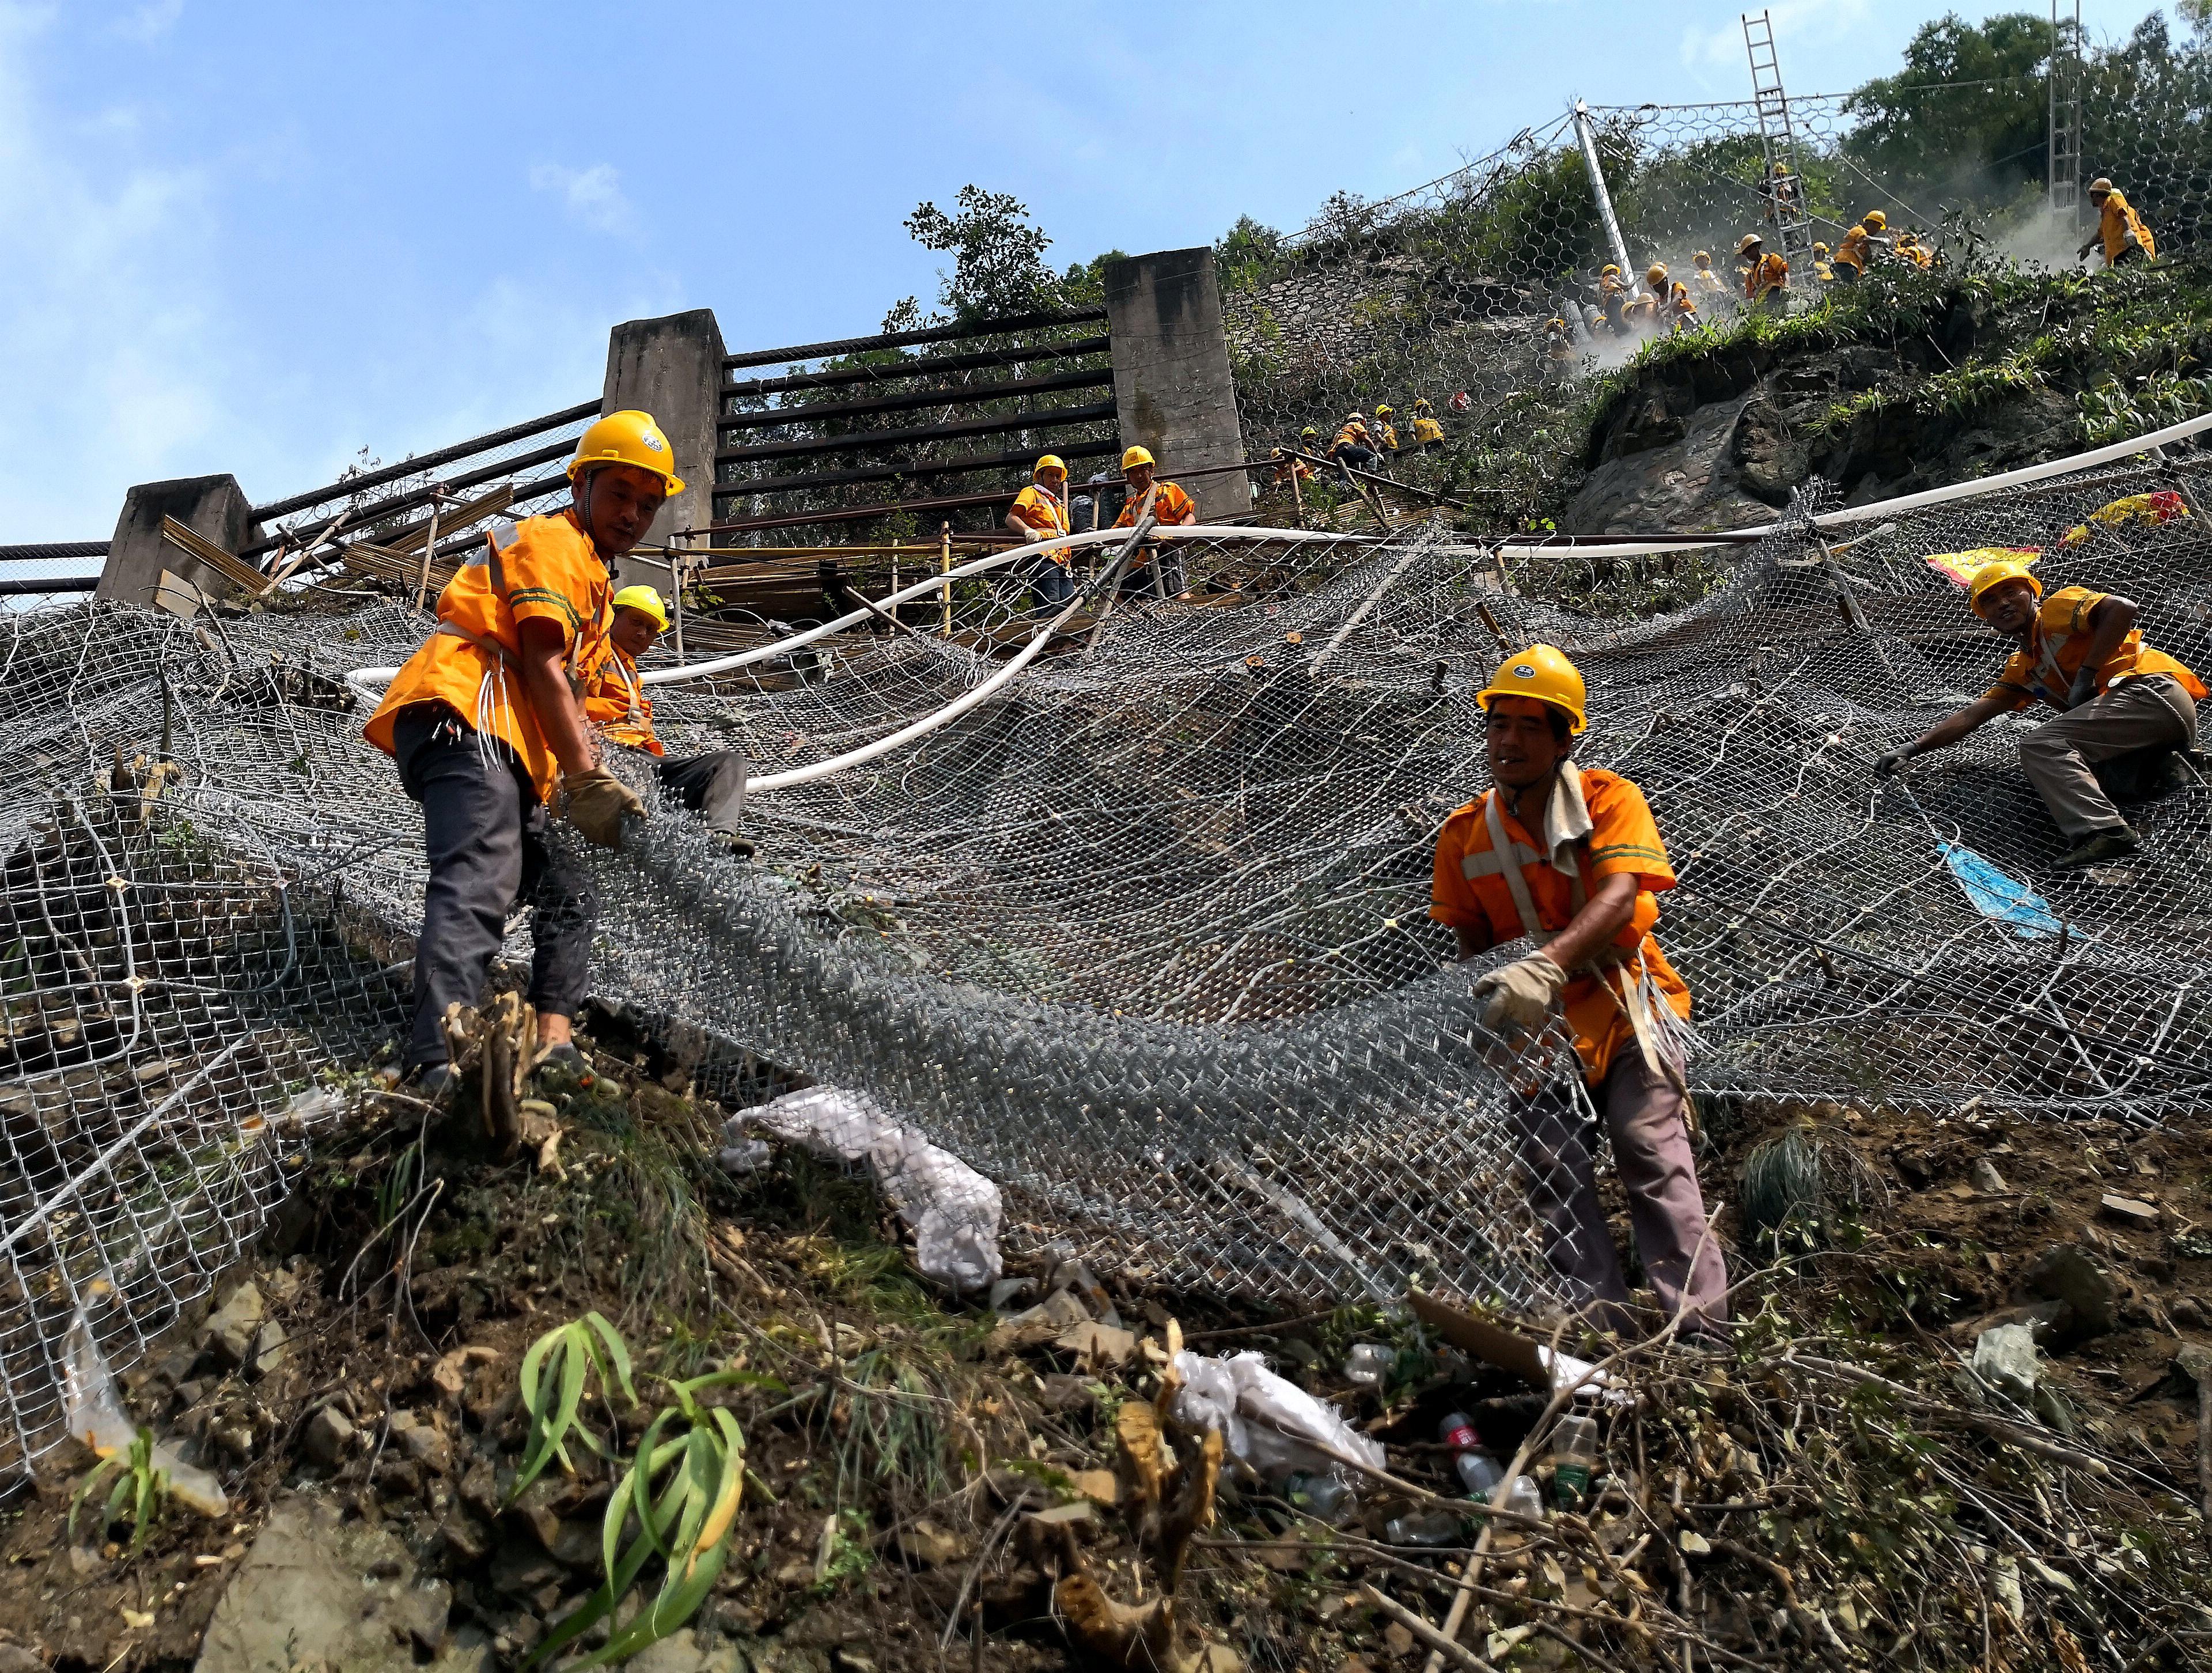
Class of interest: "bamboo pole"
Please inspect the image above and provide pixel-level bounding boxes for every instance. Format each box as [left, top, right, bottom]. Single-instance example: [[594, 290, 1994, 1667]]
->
[[939, 522, 953, 637], [413, 491, 444, 612]]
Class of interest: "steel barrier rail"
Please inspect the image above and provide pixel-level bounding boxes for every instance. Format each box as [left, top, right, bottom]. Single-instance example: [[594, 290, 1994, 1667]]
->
[[718, 366, 1114, 431], [726, 335, 1111, 400], [715, 400, 1119, 467], [251, 399, 599, 523], [721, 308, 1107, 372]]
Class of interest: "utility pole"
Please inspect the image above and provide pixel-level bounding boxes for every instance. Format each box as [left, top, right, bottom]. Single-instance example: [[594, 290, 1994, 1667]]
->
[[2050, 0, 2084, 228], [1571, 100, 1634, 281]]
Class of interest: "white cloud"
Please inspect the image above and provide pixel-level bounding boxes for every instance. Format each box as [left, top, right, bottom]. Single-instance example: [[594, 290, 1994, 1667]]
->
[[529, 161, 634, 236], [112, 0, 182, 44], [0, 3, 230, 538]]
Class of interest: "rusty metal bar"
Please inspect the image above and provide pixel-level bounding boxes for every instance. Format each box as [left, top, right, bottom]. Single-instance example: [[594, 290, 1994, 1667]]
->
[[714, 400, 1116, 468], [718, 366, 1113, 432], [726, 335, 1110, 399], [252, 398, 598, 522], [240, 441, 574, 560], [712, 437, 1121, 502], [721, 307, 1107, 371]]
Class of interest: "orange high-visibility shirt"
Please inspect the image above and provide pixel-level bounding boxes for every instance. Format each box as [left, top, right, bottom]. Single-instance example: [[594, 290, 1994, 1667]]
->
[[1333, 421, 1372, 451], [1113, 480, 1196, 574], [363, 509, 612, 804], [1010, 483, 1071, 566], [1983, 585, 2207, 713], [2097, 190, 2156, 262], [1834, 225, 1872, 273], [577, 637, 663, 757], [1429, 767, 1692, 1085], [1691, 267, 1728, 296], [1744, 252, 1790, 300]]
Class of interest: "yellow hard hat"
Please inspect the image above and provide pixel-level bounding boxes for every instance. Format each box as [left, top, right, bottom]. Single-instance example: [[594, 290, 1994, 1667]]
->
[[612, 584, 669, 630], [1774, 163, 1792, 176], [1301, 426, 1319, 438], [1601, 263, 1620, 278], [1548, 317, 1569, 331], [1375, 403, 1394, 417], [1694, 250, 1712, 264], [1813, 241, 1830, 256], [1967, 558, 2043, 616], [1412, 398, 1432, 410], [2089, 177, 2114, 196], [1645, 263, 1668, 285], [1862, 210, 1887, 231], [1475, 644, 1587, 735], [569, 409, 685, 497], [1034, 453, 1067, 476], [1120, 445, 1156, 472], [1736, 233, 1762, 255]]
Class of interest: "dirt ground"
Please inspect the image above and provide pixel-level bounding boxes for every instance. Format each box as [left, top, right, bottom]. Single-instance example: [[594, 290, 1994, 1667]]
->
[[2, 1000, 2209, 1673]]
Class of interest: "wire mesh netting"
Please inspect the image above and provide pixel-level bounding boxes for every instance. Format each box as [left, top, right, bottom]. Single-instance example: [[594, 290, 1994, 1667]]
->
[[6, 441, 2211, 1475]]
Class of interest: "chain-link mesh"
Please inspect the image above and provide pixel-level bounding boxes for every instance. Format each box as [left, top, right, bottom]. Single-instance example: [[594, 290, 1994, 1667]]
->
[[8, 439, 2211, 1475]]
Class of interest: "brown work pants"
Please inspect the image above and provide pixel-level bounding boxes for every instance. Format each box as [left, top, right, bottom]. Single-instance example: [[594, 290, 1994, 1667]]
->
[[2018, 673, 2198, 841], [1516, 1050, 1728, 1335]]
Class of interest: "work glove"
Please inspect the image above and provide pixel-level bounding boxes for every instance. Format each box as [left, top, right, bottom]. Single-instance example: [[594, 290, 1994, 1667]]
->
[[563, 766, 645, 850], [1472, 952, 1569, 1036], [2065, 667, 2102, 710], [1873, 748, 1912, 780]]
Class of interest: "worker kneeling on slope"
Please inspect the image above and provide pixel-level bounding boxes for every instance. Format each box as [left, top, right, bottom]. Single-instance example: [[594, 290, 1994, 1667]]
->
[[1113, 445, 1198, 599], [1003, 453, 1074, 613], [365, 410, 675, 1093], [1876, 557, 2206, 869], [1431, 647, 1727, 1336], [579, 585, 751, 849]]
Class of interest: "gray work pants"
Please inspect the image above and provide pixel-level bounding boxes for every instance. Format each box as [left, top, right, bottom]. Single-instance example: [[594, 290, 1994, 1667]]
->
[[1516, 1050, 1729, 1334], [655, 749, 748, 833], [393, 705, 597, 1072], [2018, 673, 2198, 841]]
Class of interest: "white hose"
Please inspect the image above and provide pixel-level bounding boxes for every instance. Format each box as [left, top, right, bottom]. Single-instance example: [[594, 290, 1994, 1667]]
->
[[341, 524, 1371, 697], [1488, 408, 2212, 560]]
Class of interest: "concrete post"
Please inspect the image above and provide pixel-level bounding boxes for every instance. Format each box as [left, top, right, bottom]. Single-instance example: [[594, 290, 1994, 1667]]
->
[[95, 474, 259, 608], [602, 308, 726, 595], [1103, 249, 1247, 523]]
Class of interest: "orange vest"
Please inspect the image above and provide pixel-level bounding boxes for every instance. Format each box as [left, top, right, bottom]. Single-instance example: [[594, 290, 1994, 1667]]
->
[[578, 639, 663, 756], [1430, 767, 1692, 1084], [363, 510, 613, 803], [1985, 586, 2207, 713]]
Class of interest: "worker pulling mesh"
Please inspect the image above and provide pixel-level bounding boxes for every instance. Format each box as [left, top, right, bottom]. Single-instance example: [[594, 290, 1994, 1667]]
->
[[6, 442, 2212, 1478]]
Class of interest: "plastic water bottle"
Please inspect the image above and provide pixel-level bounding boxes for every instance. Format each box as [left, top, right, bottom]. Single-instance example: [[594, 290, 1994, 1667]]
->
[[1383, 1510, 1464, 1547], [1549, 1413, 1600, 1511], [1503, 1475, 1544, 1521], [1280, 1471, 1354, 1524], [1343, 1343, 1393, 1386], [1439, 1411, 1505, 1499]]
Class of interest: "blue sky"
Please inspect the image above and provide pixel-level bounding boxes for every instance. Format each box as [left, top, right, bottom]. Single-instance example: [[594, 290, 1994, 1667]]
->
[[0, 0, 2169, 540]]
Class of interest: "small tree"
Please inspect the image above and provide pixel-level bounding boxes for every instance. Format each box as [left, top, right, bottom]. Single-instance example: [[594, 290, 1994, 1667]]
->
[[904, 185, 1060, 323]]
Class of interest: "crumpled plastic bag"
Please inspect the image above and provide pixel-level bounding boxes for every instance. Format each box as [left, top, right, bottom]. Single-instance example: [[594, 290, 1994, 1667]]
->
[[1168, 1349, 1385, 1483], [723, 1087, 1003, 1292], [62, 1310, 228, 1517]]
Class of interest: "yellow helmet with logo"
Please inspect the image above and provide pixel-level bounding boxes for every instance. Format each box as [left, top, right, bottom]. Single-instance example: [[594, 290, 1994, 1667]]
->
[[1475, 644, 1588, 735], [612, 584, 669, 630], [1967, 557, 2043, 617], [569, 410, 685, 496], [1120, 445, 1156, 472], [1034, 453, 1067, 477], [1862, 209, 1887, 232]]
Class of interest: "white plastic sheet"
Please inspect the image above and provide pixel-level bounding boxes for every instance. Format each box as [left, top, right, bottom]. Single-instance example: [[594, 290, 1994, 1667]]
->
[[722, 1087, 1003, 1292], [62, 1310, 228, 1517], [1168, 1348, 1386, 1483]]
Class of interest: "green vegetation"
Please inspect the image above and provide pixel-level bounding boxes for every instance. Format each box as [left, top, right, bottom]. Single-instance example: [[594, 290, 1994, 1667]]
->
[[69, 1429, 168, 1557]]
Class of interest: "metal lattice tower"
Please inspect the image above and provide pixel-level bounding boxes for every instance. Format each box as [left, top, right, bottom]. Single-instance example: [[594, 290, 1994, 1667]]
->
[[2050, 0, 2084, 224], [1743, 10, 1813, 279]]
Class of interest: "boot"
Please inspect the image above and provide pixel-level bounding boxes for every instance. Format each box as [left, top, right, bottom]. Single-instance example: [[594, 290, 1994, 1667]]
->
[[2055, 825, 2141, 869]]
